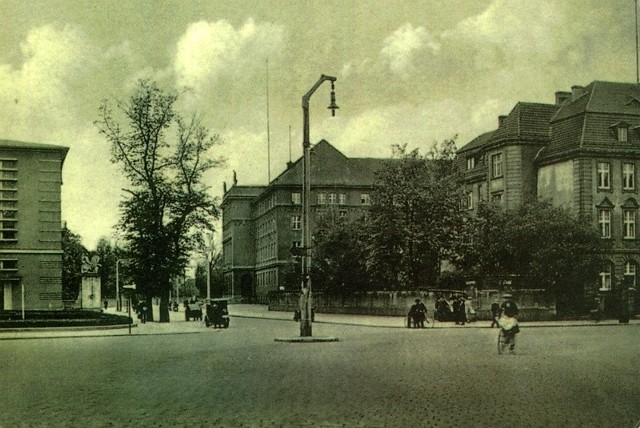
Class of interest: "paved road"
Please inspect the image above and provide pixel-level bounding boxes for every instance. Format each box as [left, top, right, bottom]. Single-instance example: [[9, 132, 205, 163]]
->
[[1, 316, 638, 427]]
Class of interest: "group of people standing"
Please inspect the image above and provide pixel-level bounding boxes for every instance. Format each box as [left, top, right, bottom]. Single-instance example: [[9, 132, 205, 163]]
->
[[408, 294, 518, 328]]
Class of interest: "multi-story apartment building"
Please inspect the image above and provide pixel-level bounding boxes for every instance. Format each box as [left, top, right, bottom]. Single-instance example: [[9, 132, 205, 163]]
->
[[458, 81, 640, 314], [221, 140, 386, 302], [0, 140, 69, 310]]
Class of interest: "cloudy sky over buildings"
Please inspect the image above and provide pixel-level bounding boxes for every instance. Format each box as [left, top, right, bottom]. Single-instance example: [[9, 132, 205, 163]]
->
[[0, 0, 635, 249]]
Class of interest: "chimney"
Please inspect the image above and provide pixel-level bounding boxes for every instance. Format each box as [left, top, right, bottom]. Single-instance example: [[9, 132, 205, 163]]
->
[[498, 115, 508, 127], [571, 85, 584, 101], [555, 91, 571, 106]]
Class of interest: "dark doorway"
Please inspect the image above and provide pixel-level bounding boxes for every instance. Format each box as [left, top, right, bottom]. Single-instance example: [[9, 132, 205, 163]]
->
[[240, 274, 254, 303]]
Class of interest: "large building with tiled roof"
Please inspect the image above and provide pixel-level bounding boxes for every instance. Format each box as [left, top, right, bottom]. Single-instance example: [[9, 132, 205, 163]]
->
[[0, 139, 69, 310], [459, 81, 640, 315], [221, 140, 387, 301]]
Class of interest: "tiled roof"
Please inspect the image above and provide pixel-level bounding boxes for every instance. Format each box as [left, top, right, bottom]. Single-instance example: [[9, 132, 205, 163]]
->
[[552, 81, 640, 122], [458, 102, 556, 154], [457, 130, 495, 153], [540, 81, 640, 162], [270, 139, 386, 187]]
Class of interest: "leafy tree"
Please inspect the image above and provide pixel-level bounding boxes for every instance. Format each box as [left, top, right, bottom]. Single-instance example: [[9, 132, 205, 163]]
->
[[96, 80, 224, 322], [312, 208, 371, 292], [194, 251, 225, 299], [95, 237, 118, 300], [368, 138, 469, 290], [61, 225, 86, 303], [459, 200, 606, 314]]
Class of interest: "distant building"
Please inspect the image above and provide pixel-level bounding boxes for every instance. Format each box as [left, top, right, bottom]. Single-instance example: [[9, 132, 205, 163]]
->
[[221, 140, 386, 302], [458, 81, 640, 314], [0, 140, 69, 310]]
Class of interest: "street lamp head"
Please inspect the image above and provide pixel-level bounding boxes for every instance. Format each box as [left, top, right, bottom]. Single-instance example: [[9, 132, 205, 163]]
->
[[328, 81, 339, 117]]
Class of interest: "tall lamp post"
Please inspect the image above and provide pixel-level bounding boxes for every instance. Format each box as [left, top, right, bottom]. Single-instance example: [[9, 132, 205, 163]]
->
[[205, 231, 214, 301], [299, 74, 339, 337], [115, 258, 128, 312]]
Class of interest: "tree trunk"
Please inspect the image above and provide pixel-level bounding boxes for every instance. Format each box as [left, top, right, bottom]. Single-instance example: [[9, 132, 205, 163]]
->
[[146, 295, 154, 322], [159, 288, 171, 322]]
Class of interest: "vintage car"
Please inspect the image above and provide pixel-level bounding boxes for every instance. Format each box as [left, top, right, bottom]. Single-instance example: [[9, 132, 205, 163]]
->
[[204, 299, 230, 328]]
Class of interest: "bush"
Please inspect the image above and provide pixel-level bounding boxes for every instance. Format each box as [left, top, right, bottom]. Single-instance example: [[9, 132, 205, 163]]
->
[[0, 311, 131, 328]]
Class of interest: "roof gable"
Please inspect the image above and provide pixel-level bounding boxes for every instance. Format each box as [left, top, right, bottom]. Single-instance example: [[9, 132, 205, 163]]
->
[[271, 139, 385, 187]]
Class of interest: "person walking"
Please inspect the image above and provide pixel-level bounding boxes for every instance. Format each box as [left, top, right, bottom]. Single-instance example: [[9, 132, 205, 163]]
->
[[490, 300, 501, 328]]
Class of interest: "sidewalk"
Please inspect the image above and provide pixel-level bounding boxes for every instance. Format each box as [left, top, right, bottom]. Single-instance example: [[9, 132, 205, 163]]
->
[[230, 304, 640, 329], [0, 304, 637, 340]]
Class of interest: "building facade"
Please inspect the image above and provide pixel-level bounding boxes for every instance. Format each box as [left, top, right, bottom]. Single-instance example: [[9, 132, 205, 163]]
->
[[0, 140, 69, 310], [221, 140, 386, 302], [458, 81, 640, 314]]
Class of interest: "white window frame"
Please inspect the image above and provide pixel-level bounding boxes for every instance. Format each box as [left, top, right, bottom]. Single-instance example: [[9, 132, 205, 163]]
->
[[598, 209, 611, 238], [317, 193, 326, 205], [491, 153, 503, 178], [338, 193, 346, 205], [328, 193, 337, 205], [623, 163, 635, 190], [291, 192, 301, 205], [625, 261, 637, 287], [618, 126, 628, 142], [597, 162, 611, 189], [360, 193, 371, 205], [599, 264, 612, 291], [467, 157, 475, 170], [291, 215, 301, 230], [623, 209, 636, 239], [466, 191, 473, 210]]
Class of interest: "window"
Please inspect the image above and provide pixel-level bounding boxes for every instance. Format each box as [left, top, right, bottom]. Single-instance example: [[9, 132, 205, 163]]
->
[[317, 193, 326, 205], [0, 259, 17, 270], [618, 127, 628, 142], [467, 156, 475, 170], [1, 221, 16, 230], [0, 231, 17, 240], [598, 209, 611, 238], [291, 215, 301, 230], [338, 193, 346, 205], [466, 191, 473, 210], [597, 162, 611, 189], [0, 201, 16, 209], [360, 193, 371, 205], [491, 153, 503, 178], [328, 193, 337, 205], [0, 160, 17, 169], [625, 261, 637, 287], [0, 171, 16, 179], [491, 192, 503, 203], [0, 181, 16, 189], [599, 263, 612, 291], [0, 190, 16, 200], [0, 210, 16, 219], [624, 209, 636, 239], [623, 163, 635, 190], [291, 192, 301, 205], [339, 210, 347, 218]]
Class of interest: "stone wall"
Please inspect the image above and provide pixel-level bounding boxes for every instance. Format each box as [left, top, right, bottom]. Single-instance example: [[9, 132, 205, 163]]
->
[[268, 289, 557, 321]]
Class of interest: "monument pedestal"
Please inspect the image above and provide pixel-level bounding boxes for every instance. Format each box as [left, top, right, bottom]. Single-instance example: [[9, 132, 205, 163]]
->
[[81, 273, 101, 310]]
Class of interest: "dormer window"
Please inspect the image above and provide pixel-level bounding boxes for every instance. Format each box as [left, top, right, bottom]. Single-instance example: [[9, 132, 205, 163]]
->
[[618, 127, 628, 142], [610, 122, 630, 142]]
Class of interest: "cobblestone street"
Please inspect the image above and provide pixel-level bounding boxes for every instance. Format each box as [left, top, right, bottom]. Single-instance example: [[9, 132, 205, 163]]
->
[[1, 316, 638, 427]]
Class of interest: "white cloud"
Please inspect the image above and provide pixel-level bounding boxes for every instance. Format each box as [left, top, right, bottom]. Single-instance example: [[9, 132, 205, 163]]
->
[[174, 18, 285, 92], [381, 23, 440, 77]]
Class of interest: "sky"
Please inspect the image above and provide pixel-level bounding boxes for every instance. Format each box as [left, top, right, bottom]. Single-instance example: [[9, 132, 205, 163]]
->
[[0, 0, 636, 250]]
